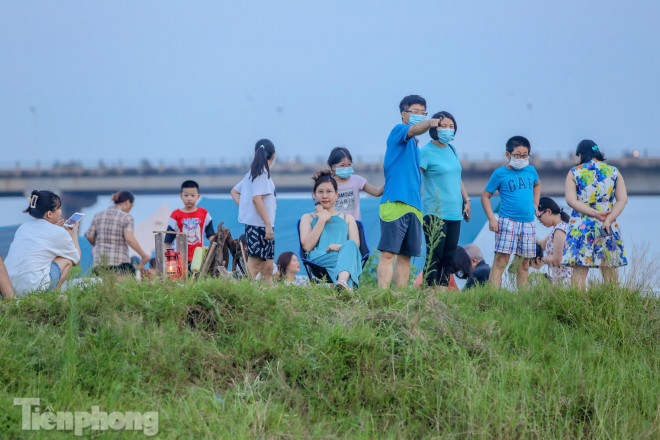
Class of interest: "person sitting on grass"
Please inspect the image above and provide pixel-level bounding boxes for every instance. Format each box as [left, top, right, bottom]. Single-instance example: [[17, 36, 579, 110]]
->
[[299, 170, 362, 291], [4, 190, 81, 296], [274, 251, 307, 286]]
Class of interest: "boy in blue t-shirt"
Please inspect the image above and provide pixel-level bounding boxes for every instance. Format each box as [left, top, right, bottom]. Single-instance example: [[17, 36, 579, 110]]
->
[[481, 136, 541, 288]]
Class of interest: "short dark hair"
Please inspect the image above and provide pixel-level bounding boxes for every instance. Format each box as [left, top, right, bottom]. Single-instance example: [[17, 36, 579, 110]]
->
[[312, 169, 337, 193], [452, 246, 473, 280], [399, 95, 426, 113], [429, 111, 458, 141], [575, 139, 605, 164], [506, 136, 531, 154], [181, 180, 199, 192], [24, 190, 61, 219], [535, 243, 544, 260], [327, 147, 353, 168]]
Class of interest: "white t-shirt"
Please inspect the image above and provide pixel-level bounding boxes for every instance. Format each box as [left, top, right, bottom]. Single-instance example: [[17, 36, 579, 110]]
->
[[233, 170, 277, 227], [4, 218, 80, 295], [335, 175, 367, 220]]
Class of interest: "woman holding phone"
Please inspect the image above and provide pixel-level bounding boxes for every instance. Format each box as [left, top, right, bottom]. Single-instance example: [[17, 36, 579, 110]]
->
[[85, 191, 149, 275], [4, 190, 81, 295], [562, 140, 628, 289]]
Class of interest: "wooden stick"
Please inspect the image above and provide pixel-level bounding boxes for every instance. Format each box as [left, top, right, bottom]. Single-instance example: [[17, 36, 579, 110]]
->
[[199, 242, 218, 278]]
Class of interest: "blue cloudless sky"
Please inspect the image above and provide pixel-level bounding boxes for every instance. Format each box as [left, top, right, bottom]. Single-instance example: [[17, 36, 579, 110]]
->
[[1, 0, 659, 167]]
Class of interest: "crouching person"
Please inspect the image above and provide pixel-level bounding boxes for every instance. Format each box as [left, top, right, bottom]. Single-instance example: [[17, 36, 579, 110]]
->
[[5, 190, 81, 296]]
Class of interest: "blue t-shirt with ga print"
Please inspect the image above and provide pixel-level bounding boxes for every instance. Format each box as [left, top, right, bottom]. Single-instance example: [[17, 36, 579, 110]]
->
[[381, 123, 422, 211], [485, 165, 539, 222]]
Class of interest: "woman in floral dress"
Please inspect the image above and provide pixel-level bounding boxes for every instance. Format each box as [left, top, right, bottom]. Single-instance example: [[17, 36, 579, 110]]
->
[[562, 139, 628, 289]]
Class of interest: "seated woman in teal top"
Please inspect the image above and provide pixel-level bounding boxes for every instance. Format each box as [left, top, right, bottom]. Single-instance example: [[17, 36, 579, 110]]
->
[[299, 170, 362, 291]]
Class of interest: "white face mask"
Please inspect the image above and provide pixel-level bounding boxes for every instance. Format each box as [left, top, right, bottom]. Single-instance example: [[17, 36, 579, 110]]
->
[[509, 157, 529, 170]]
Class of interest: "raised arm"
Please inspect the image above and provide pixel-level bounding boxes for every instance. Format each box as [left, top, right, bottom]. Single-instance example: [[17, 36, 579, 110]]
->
[[363, 182, 384, 197], [300, 212, 330, 252], [407, 118, 440, 139]]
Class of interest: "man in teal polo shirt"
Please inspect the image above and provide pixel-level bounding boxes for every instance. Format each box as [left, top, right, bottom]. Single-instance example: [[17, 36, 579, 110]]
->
[[377, 95, 440, 288]]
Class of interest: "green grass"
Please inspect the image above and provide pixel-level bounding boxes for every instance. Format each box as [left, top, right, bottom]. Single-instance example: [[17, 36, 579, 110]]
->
[[0, 277, 659, 438]]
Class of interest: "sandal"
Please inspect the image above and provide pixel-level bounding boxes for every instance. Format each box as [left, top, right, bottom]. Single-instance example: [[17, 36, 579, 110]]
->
[[336, 280, 352, 292]]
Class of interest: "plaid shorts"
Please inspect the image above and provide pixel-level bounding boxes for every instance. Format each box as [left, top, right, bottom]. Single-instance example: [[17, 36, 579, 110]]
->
[[245, 225, 275, 261], [494, 217, 536, 258]]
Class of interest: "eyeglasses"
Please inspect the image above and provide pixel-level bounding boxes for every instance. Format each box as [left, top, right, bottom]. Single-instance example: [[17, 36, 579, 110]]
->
[[405, 110, 428, 116], [511, 154, 530, 159], [536, 210, 546, 219]]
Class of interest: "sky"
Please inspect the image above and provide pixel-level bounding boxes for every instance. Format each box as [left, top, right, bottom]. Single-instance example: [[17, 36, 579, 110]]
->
[[1, 0, 659, 168]]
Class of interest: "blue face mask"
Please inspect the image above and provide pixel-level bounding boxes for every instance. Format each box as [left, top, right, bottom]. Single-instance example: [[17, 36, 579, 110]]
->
[[435, 128, 455, 144], [407, 113, 427, 125], [335, 167, 354, 179]]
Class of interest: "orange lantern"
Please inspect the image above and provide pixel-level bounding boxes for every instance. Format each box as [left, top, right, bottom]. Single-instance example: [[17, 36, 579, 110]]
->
[[164, 249, 183, 280]]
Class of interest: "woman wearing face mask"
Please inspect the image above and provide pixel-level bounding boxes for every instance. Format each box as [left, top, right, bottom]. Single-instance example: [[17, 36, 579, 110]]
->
[[561, 140, 627, 289], [327, 147, 383, 221], [419, 111, 471, 287]]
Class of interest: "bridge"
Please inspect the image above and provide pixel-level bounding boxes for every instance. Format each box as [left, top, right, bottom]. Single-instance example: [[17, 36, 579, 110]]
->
[[1, 156, 659, 215]]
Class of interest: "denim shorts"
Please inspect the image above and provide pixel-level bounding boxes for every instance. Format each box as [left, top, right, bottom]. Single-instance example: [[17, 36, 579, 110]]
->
[[47, 261, 62, 291]]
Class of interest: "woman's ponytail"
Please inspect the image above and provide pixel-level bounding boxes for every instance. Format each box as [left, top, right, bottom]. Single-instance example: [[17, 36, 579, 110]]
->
[[250, 139, 276, 181], [538, 196, 570, 223], [111, 191, 135, 205]]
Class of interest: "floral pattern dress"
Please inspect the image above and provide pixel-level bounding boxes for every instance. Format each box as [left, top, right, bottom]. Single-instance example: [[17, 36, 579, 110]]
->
[[561, 160, 627, 267], [545, 222, 572, 285]]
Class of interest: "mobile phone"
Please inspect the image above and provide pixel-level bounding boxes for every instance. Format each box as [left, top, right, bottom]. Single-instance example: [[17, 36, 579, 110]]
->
[[64, 212, 85, 228], [599, 226, 614, 237]]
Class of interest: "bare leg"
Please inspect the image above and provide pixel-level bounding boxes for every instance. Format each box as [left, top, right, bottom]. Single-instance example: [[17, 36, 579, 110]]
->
[[515, 256, 530, 289], [337, 271, 352, 291], [600, 266, 618, 285], [571, 266, 589, 290], [489, 253, 511, 288], [261, 259, 274, 286], [377, 251, 396, 289], [247, 256, 262, 280], [53, 257, 73, 291], [393, 254, 411, 288]]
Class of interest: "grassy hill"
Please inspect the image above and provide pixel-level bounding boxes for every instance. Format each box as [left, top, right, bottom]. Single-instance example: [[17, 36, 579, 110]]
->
[[0, 278, 659, 439]]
